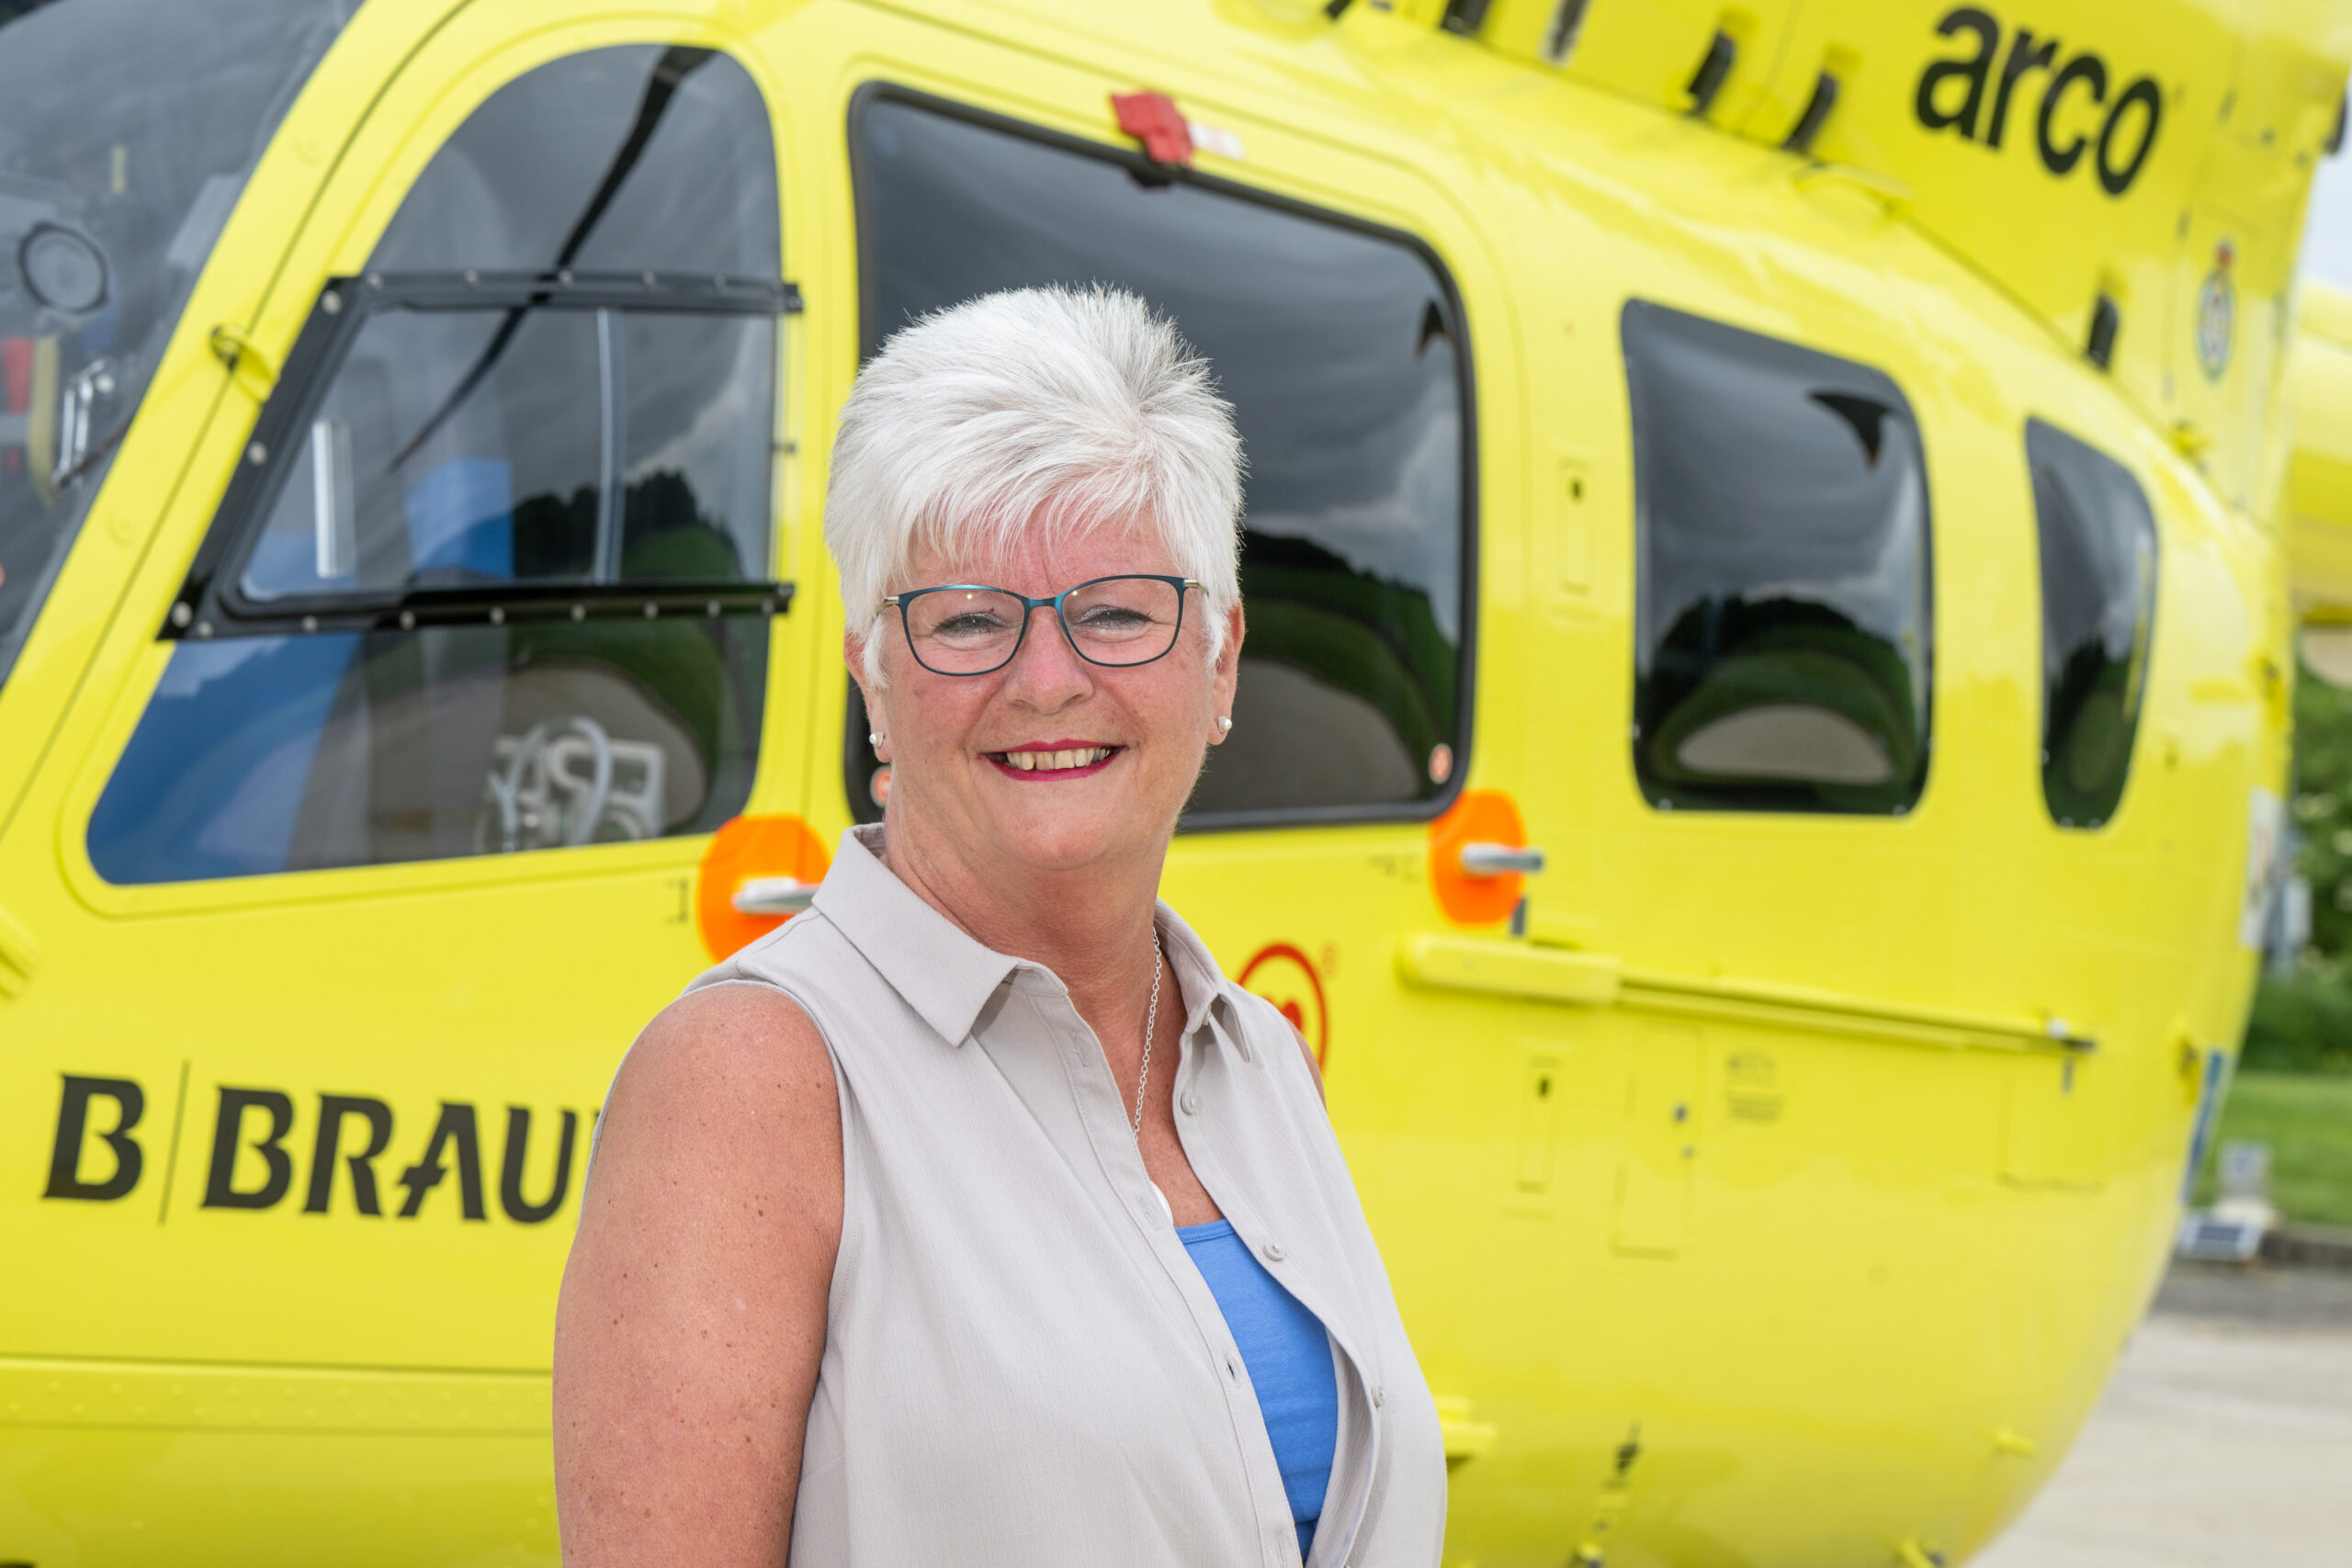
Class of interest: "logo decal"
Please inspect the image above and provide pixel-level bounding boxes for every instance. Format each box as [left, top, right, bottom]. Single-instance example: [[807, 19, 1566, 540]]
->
[[2197, 239, 2235, 382], [1238, 943, 1329, 1066], [1912, 7, 2165, 197], [41, 1071, 588, 1225]]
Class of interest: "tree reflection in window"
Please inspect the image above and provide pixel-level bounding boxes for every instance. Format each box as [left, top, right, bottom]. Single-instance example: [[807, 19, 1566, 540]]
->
[[2027, 418, 2157, 829], [1623, 302, 1933, 814]]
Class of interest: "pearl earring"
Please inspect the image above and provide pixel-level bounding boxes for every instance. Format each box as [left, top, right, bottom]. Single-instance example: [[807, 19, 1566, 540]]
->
[[1216, 716, 1233, 734], [868, 731, 884, 746]]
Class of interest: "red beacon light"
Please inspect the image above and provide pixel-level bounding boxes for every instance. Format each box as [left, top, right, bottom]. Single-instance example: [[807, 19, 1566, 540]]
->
[[1112, 90, 1195, 168]]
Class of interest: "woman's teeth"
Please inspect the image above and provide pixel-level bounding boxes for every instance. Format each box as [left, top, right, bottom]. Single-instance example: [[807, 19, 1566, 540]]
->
[[999, 747, 1114, 771]]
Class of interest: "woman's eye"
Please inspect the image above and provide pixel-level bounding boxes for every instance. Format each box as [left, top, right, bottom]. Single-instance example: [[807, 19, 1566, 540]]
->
[[933, 613, 1009, 637], [1073, 607, 1150, 630]]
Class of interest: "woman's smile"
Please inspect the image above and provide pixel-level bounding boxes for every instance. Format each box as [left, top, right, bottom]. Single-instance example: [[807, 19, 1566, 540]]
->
[[984, 740, 1124, 778]]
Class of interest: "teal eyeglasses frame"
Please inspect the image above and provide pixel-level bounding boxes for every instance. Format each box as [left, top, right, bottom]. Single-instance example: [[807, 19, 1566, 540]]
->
[[881, 574, 1201, 676]]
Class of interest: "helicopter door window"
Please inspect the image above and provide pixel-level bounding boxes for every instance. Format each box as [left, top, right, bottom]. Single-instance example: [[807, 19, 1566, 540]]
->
[[1623, 301, 1934, 815], [2026, 418, 2158, 829], [845, 93, 1471, 825], [87, 46, 785, 886]]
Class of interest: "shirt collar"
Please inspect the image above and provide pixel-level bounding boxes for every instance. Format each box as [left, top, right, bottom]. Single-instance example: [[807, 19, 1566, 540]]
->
[[812, 826, 1024, 1046], [1154, 899, 1238, 1050], [811, 824, 1238, 1052]]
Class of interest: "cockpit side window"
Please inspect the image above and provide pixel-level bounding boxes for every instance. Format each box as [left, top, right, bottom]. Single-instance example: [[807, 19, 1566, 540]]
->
[[88, 47, 786, 886], [0, 0, 359, 698], [2026, 418, 2158, 829], [843, 92, 1472, 827], [1623, 301, 1934, 815]]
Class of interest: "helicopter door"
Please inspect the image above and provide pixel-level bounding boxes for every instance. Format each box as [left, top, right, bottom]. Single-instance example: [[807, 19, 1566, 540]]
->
[[20, 17, 804, 1488]]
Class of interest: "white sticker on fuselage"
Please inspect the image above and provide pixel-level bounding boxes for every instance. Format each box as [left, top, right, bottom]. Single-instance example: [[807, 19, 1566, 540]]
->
[[2240, 785, 2286, 951]]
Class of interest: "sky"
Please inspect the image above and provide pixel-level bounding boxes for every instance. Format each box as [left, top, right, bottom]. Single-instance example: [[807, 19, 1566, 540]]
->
[[2302, 151, 2352, 291]]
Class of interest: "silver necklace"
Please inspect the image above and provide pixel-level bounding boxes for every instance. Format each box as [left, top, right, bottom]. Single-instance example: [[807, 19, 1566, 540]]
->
[[1129, 928, 1163, 1138], [1133, 929, 1176, 1226]]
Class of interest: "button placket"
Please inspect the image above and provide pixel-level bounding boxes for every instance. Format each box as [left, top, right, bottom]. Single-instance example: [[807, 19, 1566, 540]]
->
[[1135, 1020, 1295, 1557], [1038, 982, 1169, 1233]]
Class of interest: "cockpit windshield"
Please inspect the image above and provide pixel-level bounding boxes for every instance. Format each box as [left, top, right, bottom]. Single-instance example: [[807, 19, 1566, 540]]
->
[[0, 0, 356, 694]]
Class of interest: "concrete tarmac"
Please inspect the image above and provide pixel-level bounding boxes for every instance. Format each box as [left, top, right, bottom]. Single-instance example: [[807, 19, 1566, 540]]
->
[[1972, 1262, 2352, 1568]]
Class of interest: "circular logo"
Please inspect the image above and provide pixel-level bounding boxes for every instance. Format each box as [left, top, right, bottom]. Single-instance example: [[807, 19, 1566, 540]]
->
[[2196, 240, 2235, 382], [1237, 942, 1329, 1067]]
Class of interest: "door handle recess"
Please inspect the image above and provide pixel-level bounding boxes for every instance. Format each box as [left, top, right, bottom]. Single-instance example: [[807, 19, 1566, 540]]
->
[[1459, 841, 1545, 876]]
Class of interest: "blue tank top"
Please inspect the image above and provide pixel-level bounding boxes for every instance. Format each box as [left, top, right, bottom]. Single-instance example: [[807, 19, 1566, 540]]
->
[[1177, 1219, 1339, 1560]]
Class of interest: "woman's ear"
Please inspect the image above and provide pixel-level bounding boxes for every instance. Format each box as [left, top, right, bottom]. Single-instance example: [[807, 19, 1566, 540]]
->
[[846, 630, 888, 761], [1209, 601, 1244, 743]]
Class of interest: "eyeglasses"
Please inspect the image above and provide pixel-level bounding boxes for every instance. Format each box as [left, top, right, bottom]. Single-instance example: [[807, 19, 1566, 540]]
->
[[883, 575, 1199, 677]]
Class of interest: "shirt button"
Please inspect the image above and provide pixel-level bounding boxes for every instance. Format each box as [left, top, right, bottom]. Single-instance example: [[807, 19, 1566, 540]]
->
[[1373, 1383, 1385, 1407], [1181, 1091, 1200, 1114], [1261, 1242, 1285, 1263]]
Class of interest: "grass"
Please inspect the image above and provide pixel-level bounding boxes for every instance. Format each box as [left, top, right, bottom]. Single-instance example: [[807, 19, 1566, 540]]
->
[[2191, 1070, 2352, 1230]]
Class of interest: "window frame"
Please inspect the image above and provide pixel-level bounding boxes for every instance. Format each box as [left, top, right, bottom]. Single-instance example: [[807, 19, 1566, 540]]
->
[[161, 267, 799, 648], [842, 82, 1480, 834]]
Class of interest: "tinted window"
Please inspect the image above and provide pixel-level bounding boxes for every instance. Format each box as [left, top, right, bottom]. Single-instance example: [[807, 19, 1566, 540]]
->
[[0, 0, 357, 695], [2028, 418, 2157, 828], [845, 96, 1468, 823], [1623, 301, 1933, 814], [90, 47, 780, 885]]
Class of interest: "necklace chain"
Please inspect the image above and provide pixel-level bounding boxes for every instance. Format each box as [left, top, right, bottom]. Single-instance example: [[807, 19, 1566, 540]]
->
[[1130, 928, 1163, 1139]]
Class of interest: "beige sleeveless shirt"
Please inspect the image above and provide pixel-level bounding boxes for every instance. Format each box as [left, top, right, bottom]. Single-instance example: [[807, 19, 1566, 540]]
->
[[680, 826, 1445, 1568]]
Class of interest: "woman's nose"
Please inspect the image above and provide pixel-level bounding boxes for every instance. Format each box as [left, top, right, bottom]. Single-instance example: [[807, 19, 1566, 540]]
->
[[998, 603, 1095, 705]]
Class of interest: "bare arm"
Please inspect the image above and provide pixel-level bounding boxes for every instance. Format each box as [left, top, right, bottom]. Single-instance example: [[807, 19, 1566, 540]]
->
[[554, 983, 842, 1565]]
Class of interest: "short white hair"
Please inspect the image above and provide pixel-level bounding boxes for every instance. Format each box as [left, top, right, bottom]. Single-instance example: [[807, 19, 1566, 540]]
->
[[825, 285, 1243, 685]]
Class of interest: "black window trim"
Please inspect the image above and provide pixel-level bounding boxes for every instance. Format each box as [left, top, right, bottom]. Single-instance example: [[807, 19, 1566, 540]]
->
[[162, 266, 801, 644], [842, 81, 1480, 835]]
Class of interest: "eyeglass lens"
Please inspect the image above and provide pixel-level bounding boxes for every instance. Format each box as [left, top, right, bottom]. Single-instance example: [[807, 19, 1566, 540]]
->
[[903, 577, 1184, 674]]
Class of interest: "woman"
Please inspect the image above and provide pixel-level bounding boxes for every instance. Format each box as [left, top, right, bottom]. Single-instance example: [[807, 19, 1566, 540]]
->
[[553, 286, 1446, 1566]]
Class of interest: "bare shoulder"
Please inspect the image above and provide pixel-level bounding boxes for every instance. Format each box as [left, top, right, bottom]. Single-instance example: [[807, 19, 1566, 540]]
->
[[601, 981, 839, 1164], [554, 980, 840, 1562], [573, 976, 844, 1309], [578, 978, 844, 1290]]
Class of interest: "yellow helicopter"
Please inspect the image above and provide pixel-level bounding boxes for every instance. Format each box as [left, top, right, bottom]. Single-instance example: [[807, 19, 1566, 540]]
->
[[5, 0, 2348, 1562]]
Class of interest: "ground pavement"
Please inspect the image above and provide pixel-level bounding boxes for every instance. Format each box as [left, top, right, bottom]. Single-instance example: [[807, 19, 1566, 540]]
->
[[1971, 1261, 2352, 1568]]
